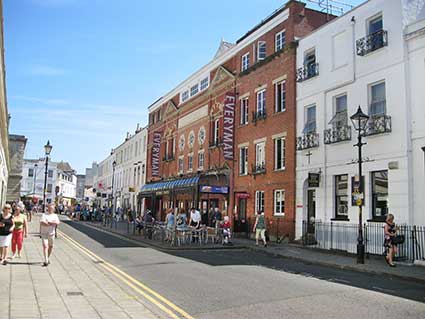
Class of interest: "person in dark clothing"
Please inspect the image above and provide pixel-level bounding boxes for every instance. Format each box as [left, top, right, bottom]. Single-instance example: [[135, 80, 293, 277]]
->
[[0, 204, 15, 265], [211, 207, 222, 228]]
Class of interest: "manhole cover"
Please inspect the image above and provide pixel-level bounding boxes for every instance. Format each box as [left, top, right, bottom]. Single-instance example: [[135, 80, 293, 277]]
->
[[67, 292, 83, 296]]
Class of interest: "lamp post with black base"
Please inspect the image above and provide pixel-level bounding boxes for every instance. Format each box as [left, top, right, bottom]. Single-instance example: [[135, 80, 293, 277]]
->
[[350, 106, 369, 264], [42, 141, 53, 213]]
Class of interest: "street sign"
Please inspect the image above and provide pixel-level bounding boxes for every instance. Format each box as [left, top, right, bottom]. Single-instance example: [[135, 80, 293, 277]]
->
[[308, 173, 320, 187]]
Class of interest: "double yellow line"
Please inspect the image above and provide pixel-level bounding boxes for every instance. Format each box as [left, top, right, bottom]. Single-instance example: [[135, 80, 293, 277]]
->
[[58, 230, 195, 319]]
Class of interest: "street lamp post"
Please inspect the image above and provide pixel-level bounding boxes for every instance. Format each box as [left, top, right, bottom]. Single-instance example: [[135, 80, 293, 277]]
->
[[111, 160, 117, 225], [42, 141, 53, 212], [33, 163, 38, 195], [350, 106, 369, 264]]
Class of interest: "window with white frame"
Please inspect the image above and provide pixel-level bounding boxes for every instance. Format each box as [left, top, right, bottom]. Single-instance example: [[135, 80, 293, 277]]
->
[[335, 174, 349, 219], [255, 191, 265, 213], [171, 137, 176, 158], [369, 81, 386, 116], [198, 151, 204, 170], [304, 105, 316, 134], [275, 30, 286, 51], [200, 77, 209, 91], [275, 81, 286, 113], [188, 154, 193, 172], [213, 119, 220, 145], [274, 189, 285, 215], [28, 168, 34, 177], [190, 84, 199, 97], [178, 156, 184, 173], [330, 94, 348, 128], [255, 142, 265, 168], [257, 89, 266, 113], [240, 97, 249, 125], [241, 53, 250, 71], [274, 137, 285, 170], [257, 41, 266, 61], [165, 139, 170, 159], [181, 90, 189, 103], [368, 14, 383, 35], [239, 147, 248, 175]]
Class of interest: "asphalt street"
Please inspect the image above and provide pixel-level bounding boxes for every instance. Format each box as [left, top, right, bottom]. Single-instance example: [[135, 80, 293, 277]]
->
[[60, 220, 425, 319]]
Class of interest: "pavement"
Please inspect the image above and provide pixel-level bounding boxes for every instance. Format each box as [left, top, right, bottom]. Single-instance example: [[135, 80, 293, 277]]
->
[[0, 215, 171, 319], [84, 219, 425, 285]]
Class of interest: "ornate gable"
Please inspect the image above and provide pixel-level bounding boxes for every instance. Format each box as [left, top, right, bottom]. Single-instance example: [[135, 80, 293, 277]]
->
[[210, 65, 235, 88], [164, 100, 178, 120]]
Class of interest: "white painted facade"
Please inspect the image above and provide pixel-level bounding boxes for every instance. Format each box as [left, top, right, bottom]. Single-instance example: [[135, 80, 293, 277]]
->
[[21, 159, 77, 206], [295, 0, 425, 238], [93, 125, 148, 212]]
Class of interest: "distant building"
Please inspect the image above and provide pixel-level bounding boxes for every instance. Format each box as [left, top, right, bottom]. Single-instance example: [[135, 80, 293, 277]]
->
[[76, 174, 86, 201], [85, 162, 98, 187], [6, 135, 27, 202], [21, 159, 77, 207]]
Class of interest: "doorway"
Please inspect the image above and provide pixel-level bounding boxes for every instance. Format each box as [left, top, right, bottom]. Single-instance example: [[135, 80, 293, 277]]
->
[[234, 198, 248, 235], [307, 189, 316, 234]]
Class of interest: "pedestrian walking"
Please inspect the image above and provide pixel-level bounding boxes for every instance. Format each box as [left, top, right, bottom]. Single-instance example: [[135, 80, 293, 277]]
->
[[11, 202, 28, 259], [0, 204, 14, 265], [384, 213, 398, 267], [40, 203, 60, 267], [253, 211, 267, 247]]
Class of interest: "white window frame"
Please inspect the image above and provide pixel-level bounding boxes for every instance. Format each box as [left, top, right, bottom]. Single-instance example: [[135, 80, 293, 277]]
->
[[239, 147, 248, 176], [241, 53, 250, 71], [255, 190, 265, 213], [274, 137, 285, 171], [198, 151, 204, 170], [257, 89, 266, 113], [257, 41, 266, 61], [333, 93, 348, 128], [190, 84, 199, 97], [304, 104, 317, 134], [187, 154, 193, 172], [275, 30, 286, 52], [275, 80, 286, 113], [255, 142, 265, 167], [274, 189, 285, 216], [178, 156, 184, 174], [240, 97, 249, 125], [200, 77, 209, 91], [369, 80, 386, 116], [181, 90, 189, 103], [367, 13, 383, 35]]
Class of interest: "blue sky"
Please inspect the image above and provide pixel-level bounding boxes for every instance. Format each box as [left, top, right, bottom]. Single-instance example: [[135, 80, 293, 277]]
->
[[4, 0, 364, 173]]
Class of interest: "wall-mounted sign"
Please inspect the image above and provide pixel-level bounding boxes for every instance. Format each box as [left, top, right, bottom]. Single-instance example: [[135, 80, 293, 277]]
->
[[151, 131, 162, 177], [308, 173, 320, 187], [223, 93, 236, 160], [351, 176, 365, 206], [199, 185, 229, 194]]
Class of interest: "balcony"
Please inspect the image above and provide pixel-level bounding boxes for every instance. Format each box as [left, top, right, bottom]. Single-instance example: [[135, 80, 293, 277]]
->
[[324, 125, 352, 144], [296, 63, 319, 82], [364, 114, 392, 136], [252, 162, 266, 175], [297, 132, 320, 150], [252, 110, 267, 124], [356, 30, 388, 56]]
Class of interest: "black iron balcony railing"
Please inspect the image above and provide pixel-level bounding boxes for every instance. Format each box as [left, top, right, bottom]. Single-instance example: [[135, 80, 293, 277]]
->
[[252, 110, 267, 123], [356, 30, 388, 56], [252, 162, 266, 175], [364, 114, 392, 136], [296, 62, 319, 82], [297, 132, 320, 150], [324, 125, 352, 144]]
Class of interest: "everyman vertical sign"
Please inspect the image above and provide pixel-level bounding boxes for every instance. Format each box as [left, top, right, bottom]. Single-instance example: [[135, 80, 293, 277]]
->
[[151, 131, 162, 177], [223, 93, 235, 160]]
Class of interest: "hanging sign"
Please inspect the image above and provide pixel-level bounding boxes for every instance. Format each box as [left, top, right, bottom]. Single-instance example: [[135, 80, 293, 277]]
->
[[223, 93, 236, 160], [308, 173, 320, 187], [199, 185, 229, 194], [151, 131, 162, 177]]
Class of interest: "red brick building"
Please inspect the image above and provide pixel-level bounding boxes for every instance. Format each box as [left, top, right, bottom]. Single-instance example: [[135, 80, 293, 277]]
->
[[142, 1, 332, 233]]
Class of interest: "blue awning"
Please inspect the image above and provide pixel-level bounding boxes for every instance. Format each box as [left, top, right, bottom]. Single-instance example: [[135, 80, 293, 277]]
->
[[140, 176, 200, 193]]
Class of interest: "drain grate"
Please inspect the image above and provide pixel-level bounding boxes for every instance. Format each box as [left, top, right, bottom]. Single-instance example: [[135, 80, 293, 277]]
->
[[67, 291, 84, 296]]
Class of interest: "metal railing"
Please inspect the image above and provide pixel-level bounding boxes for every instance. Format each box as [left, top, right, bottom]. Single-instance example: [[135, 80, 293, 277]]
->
[[252, 162, 266, 175], [324, 125, 352, 144], [296, 62, 319, 82], [302, 220, 425, 262], [364, 114, 392, 136], [356, 30, 388, 56], [296, 132, 320, 150], [252, 110, 267, 123]]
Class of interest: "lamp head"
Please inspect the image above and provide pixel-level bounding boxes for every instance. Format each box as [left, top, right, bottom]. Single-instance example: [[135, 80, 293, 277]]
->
[[44, 140, 53, 156], [112, 160, 117, 168], [350, 106, 369, 131]]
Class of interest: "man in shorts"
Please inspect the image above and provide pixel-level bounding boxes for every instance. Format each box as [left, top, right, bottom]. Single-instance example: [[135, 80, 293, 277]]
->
[[40, 203, 60, 266]]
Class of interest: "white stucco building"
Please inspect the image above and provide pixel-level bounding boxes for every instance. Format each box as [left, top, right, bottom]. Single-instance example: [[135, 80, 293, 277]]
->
[[295, 0, 425, 239], [21, 159, 77, 206], [93, 125, 148, 212]]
